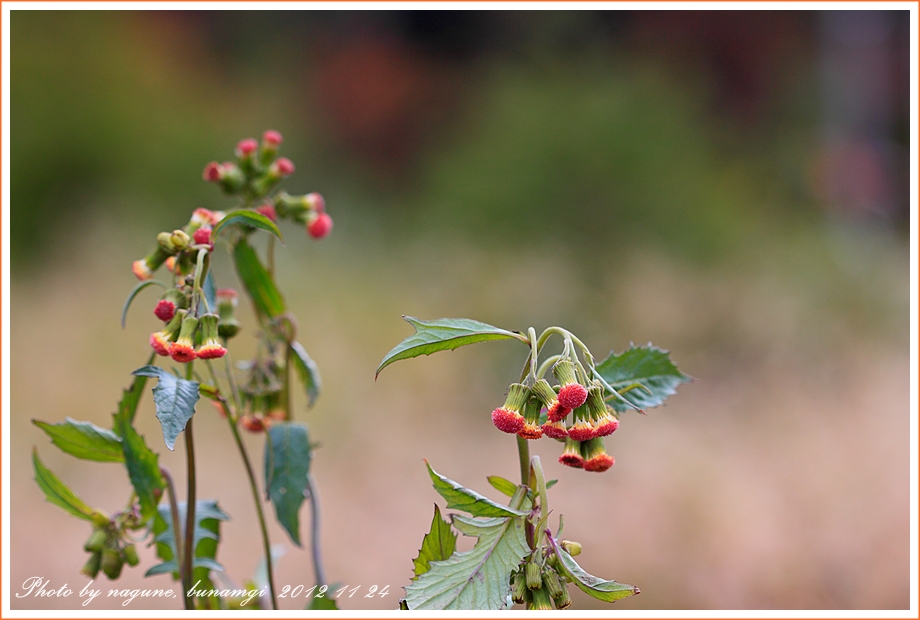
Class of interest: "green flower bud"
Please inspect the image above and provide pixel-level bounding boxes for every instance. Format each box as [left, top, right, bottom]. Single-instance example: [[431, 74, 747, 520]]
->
[[543, 567, 566, 600], [81, 552, 102, 579], [83, 528, 107, 553], [528, 585, 553, 610], [511, 572, 528, 605], [122, 543, 139, 567], [525, 560, 542, 590], [169, 229, 190, 252], [560, 540, 582, 556], [101, 548, 124, 580]]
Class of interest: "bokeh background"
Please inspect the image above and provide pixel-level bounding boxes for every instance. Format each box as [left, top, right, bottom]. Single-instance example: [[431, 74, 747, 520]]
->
[[10, 9, 911, 610]]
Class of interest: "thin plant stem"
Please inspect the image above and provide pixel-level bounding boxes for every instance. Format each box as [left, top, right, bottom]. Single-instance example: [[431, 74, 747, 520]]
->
[[307, 474, 326, 588], [183, 362, 197, 609], [516, 435, 530, 486], [160, 466, 190, 610], [204, 360, 279, 610]]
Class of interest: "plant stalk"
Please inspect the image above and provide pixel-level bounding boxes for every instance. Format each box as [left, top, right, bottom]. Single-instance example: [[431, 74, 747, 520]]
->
[[160, 467, 190, 610], [183, 362, 197, 609], [307, 474, 327, 588], [516, 435, 530, 486]]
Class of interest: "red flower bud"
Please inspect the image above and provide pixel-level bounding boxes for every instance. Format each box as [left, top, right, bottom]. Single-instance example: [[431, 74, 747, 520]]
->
[[195, 314, 226, 359], [239, 414, 264, 433], [306, 192, 325, 213], [275, 157, 295, 176], [193, 227, 213, 250], [262, 130, 283, 146], [581, 438, 615, 472], [154, 300, 176, 322], [255, 204, 278, 222], [236, 138, 258, 157], [552, 360, 589, 409], [307, 212, 333, 239], [168, 314, 199, 363], [203, 162, 222, 182]]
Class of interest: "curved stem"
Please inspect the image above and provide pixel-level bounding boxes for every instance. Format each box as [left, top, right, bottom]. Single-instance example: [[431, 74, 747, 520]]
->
[[307, 474, 326, 588], [182, 362, 197, 609], [222, 349, 244, 417], [535, 354, 563, 382], [160, 467, 189, 610]]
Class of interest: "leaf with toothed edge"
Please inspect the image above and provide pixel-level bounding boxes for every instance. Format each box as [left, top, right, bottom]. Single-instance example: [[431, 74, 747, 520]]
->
[[376, 317, 525, 378], [595, 344, 691, 413], [426, 461, 528, 518], [131, 366, 200, 450], [412, 504, 458, 579]]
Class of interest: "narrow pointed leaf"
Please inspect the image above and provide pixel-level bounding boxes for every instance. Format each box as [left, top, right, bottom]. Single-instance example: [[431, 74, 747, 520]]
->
[[290, 341, 321, 409], [426, 462, 528, 518], [148, 500, 229, 588], [548, 536, 640, 602], [213, 209, 283, 243], [121, 279, 165, 328], [595, 344, 691, 412], [233, 238, 285, 319], [132, 366, 200, 450], [376, 317, 525, 378], [112, 409, 164, 522], [33, 418, 123, 462], [413, 504, 458, 579], [404, 513, 529, 610], [264, 422, 312, 546], [486, 476, 518, 498], [32, 449, 104, 522]]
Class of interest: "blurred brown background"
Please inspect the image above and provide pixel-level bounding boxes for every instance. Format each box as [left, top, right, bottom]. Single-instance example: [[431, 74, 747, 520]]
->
[[10, 9, 910, 610]]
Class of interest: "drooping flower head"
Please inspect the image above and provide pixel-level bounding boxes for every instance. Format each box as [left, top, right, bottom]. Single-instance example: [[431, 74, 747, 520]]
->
[[168, 313, 199, 363], [149, 309, 186, 356], [195, 313, 227, 360], [517, 396, 544, 440], [532, 378, 570, 423], [552, 359, 588, 410], [491, 383, 530, 434], [132, 245, 172, 281], [558, 437, 585, 469], [581, 437, 615, 472]]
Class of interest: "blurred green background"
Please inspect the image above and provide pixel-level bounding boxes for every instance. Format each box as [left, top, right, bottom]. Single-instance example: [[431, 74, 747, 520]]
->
[[11, 10, 910, 610]]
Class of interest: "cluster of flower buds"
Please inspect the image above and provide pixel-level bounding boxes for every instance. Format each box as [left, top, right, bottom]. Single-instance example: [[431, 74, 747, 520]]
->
[[132, 208, 223, 282], [274, 191, 333, 239], [490, 359, 619, 472], [237, 353, 287, 433], [149, 302, 227, 363], [81, 508, 143, 580], [511, 554, 573, 610]]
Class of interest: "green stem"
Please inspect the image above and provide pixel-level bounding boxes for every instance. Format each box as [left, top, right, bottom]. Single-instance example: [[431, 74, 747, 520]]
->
[[516, 435, 530, 486], [183, 362, 197, 609], [267, 235, 275, 278], [307, 474, 327, 588], [205, 360, 279, 609], [160, 467, 189, 610], [222, 349, 244, 417]]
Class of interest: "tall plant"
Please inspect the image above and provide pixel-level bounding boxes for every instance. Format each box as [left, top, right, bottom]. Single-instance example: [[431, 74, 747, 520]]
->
[[31, 131, 335, 609], [378, 317, 690, 610]]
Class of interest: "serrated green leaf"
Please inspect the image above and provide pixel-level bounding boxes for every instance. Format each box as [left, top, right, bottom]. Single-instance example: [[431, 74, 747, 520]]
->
[[486, 476, 518, 498], [213, 209, 283, 243], [549, 536, 639, 602], [148, 500, 229, 588], [403, 512, 529, 610], [426, 461, 528, 518], [32, 449, 104, 522], [33, 418, 123, 462], [121, 279, 165, 329], [233, 239, 286, 319], [307, 595, 339, 610], [290, 341, 321, 409], [112, 409, 164, 522], [413, 505, 458, 579], [132, 366, 200, 451], [264, 423, 312, 546], [376, 317, 525, 378], [595, 344, 691, 413]]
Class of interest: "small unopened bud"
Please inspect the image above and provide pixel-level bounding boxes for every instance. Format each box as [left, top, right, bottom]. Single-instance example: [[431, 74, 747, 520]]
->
[[81, 552, 102, 579], [84, 529, 107, 553], [196, 313, 226, 359], [305, 192, 325, 213], [259, 130, 283, 165], [525, 560, 543, 590], [122, 543, 139, 567], [236, 138, 258, 158], [255, 204, 277, 222], [101, 548, 124, 580], [203, 161, 222, 182], [169, 229, 190, 252], [168, 313, 199, 363], [274, 157, 295, 177], [193, 227, 213, 250], [216, 289, 241, 339], [560, 540, 582, 556], [218, 162, 246, 193], [239, 414, 264, 433], [543, 567, 566, 600], [511, 572, 528, 604], [262, 129, 283, 147], [527, 585, 553, 610], [307, 212, 333, 239]]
